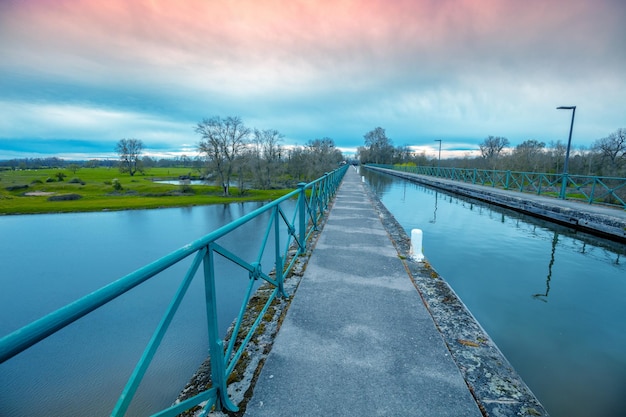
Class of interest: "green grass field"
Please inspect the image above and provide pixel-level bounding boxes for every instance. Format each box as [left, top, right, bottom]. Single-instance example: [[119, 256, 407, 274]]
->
[[0, 167, 294, 215]]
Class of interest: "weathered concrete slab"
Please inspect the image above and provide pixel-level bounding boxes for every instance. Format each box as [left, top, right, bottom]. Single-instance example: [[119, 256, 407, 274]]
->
[[244, 167, 483, 417]]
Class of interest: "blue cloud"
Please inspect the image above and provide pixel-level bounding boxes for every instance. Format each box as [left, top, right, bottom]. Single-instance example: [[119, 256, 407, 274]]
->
[[0, 138, 114, 155]]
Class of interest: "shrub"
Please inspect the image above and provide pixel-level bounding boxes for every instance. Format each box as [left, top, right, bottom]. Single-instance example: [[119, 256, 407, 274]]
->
[[31, 179, 43, 184], [180, 184, 194, 194], [68, 178, 86, 185], [46, 177, 56, 183], [5, 184, 28, 191], [55, 172, 66, 181], [112, 178, 123, 191], [47, 193, 82, 201]]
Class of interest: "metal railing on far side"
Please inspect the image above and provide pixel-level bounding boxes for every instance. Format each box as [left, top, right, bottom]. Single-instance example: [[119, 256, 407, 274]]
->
[[0, 165, 348, 416], [372, 164, 626, 210]]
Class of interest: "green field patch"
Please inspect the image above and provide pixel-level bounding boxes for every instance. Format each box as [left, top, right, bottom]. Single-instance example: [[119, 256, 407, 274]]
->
[[0, 167, 293, 214]]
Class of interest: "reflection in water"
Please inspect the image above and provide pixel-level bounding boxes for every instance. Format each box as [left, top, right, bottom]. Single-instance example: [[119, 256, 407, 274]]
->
[[429, 191, 439, 223], [364, 168, 626, 417], [532, 231, 558, 302]]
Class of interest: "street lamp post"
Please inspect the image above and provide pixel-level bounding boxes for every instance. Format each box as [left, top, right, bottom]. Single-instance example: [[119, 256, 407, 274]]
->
[[434, 139, 442, 177], [556, 106, 576, 199]]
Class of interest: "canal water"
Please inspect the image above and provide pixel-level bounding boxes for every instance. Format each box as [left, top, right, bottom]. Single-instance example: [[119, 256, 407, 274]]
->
[[364, 169, 626, 417], [0, 201, 294, 416]]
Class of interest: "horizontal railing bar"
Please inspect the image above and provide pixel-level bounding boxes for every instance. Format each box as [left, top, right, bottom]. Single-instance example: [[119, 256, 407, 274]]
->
[[0, 246, 196, 363], [0, 187, 307, 363]]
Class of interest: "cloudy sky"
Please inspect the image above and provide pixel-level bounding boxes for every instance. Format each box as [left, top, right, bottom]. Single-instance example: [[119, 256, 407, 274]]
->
[[0, 0, 624, 160]]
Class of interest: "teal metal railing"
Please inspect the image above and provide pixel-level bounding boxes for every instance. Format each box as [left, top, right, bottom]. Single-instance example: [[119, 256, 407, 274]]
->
[[0, 165, 348, 416], [370, 164, 626, 210]]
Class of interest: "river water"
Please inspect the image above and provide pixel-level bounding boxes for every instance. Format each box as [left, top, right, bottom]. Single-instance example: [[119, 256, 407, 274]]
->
[[0, 202, 293, 416], [364, 169, 626, 417]]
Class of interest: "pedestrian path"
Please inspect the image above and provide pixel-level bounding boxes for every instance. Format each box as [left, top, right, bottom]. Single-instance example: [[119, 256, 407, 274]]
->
[[243, 167, 482, 417]]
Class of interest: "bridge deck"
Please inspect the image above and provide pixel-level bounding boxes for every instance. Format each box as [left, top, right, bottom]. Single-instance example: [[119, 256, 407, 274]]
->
[[244, 167, 483, 416]]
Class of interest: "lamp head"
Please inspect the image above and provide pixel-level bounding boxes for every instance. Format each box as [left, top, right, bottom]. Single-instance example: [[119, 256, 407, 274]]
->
[[557, 106, 576, 110]]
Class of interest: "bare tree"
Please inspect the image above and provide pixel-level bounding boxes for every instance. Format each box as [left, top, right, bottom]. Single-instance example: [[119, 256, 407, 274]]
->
[[252, 129, 284, 189], [363, 127, 394, 164], [593, 128, 626, 176], [479, 136, 509, 169], [195, 116, 251, 196], [511, 139, 546, 172], [305, 138, 343, 179], [394, 145, 413, 164], [115, 138, 144, 176], [548, 140, 566, 173], [286, 146, 308, 183]]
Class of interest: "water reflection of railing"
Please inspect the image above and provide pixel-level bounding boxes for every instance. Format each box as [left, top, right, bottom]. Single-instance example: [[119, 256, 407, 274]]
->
[[0, 165, 348, 416], [370, 170, 625, 304], [533, 231, 558, 302], [372, 164, 626, 210]]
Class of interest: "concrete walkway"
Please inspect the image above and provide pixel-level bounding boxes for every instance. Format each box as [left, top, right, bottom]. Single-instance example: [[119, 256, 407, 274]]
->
[[244, 167, 482, 417]]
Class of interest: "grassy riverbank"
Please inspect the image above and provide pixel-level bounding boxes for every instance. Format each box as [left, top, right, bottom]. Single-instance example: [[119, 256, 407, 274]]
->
[[0, 167, 293, 215]]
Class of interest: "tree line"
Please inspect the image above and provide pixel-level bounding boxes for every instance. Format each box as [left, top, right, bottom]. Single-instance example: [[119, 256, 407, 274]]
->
[[113, 116, 344, 195], [194, 116, 343, 195], [2, 116, 345, 197], [357, 127, 626, 177]]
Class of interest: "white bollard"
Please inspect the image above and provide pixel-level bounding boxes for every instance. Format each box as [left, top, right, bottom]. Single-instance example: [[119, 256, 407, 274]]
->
[[361, 176, 365, 182], [410, 229, 424, 262]]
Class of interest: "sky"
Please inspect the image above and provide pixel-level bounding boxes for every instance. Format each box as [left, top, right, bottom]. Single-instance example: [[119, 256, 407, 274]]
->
[[0, 0, 624, 160]]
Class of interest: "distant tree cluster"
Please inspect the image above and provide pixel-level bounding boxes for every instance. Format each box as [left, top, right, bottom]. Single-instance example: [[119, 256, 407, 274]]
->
[[0, 157, 67, 170], [0, 153, 199, 172], [195, 116, 343, 196], [357, 127, 430, 167], [358, 127, 626, 178], [472, 128, 626, 176], [115, 138, 144, 176]]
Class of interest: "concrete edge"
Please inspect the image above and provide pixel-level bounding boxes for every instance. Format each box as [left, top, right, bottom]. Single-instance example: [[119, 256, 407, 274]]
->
[[369, 166, 626, 242], [363, 180, 550, 417]]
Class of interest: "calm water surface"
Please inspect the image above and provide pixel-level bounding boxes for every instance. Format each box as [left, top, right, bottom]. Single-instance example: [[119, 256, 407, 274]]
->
[[0, 202, 293, 416], [365, 170, 626, 417]]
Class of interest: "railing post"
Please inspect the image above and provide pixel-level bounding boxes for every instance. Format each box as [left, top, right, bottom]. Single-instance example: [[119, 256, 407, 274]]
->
[[203, 247, 238, 412], [322, 173, 329, 213], [505, 170, 511, 190], [589, 179, 597, 204], [560, 173, 568, 199], [297, 182, 307, 252], [274, 208, 286, 297], [311, 184, 318, 228]]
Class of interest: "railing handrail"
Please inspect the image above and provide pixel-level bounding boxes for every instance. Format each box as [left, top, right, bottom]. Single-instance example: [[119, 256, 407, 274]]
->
[[0, 164, 348, 416], [370, 164, 626, 210]]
